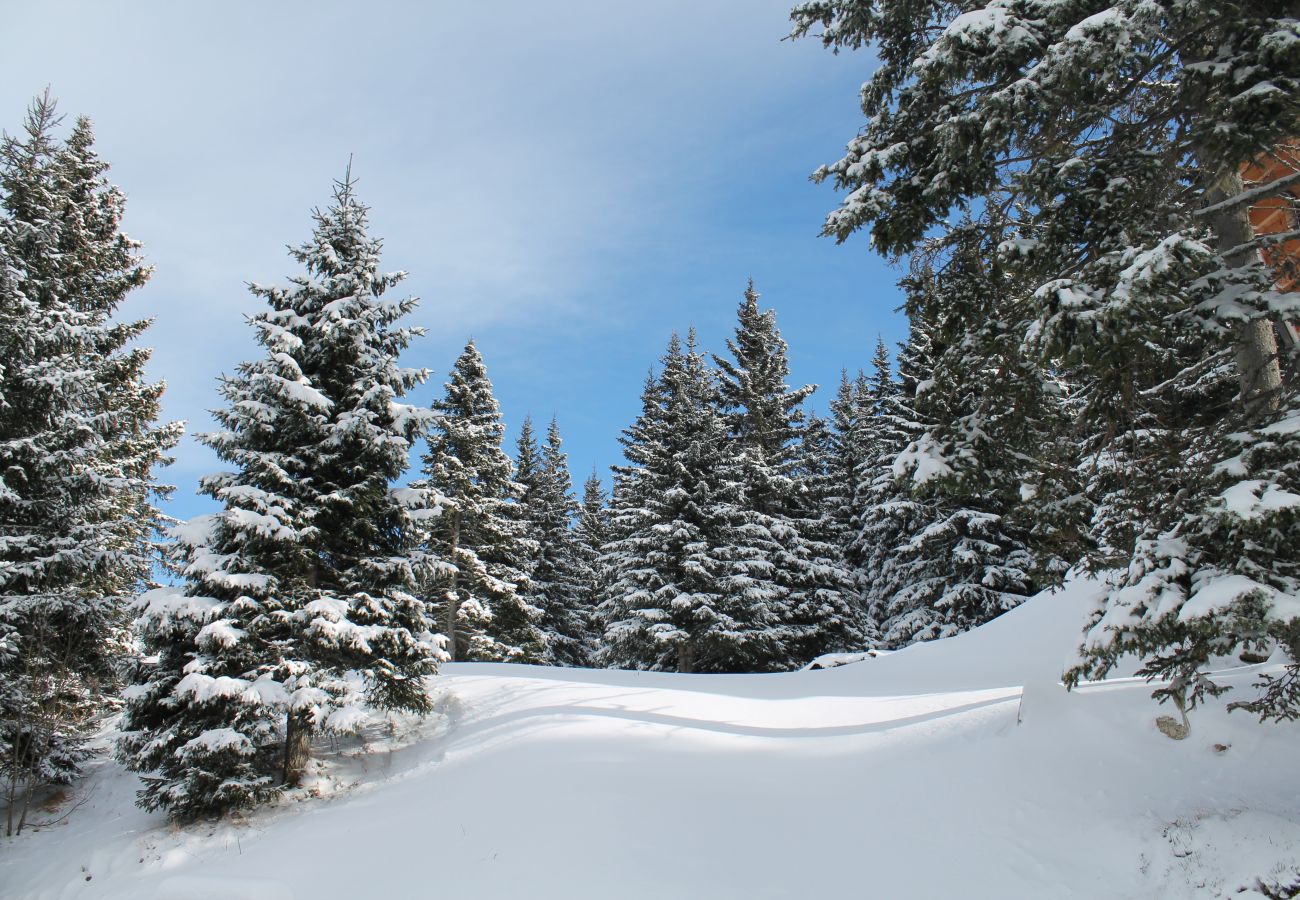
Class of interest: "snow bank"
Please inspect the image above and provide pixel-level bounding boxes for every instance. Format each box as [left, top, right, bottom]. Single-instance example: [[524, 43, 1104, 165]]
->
[[3, 574, 1297, 899]]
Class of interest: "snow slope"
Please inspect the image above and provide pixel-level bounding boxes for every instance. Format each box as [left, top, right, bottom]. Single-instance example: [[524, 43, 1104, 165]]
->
[[4, 576, 1300, 899]]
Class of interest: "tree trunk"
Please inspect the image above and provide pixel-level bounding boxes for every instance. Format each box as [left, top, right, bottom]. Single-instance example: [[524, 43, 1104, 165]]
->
[[677, 640, 694, 674], [1205, 168, 1283, 418], [282, 712, 311, 787], [444, 513, 461, 662]]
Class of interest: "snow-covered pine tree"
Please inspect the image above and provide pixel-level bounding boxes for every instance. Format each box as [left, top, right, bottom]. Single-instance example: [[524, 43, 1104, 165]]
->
[[515, 416, 589, 665], [531, 420, 593, 666], [820, 366, 877, 625], [117, 171, 443, 821], [800, 409, 878, 649], [790, 0, 1300, 718], [414, 341, 544, 664], [845, 340, 901, 619], [600, 331, 781, 672], [856, 312, 944, 644], [877, 229, 1073, 646], [0, 94, 180, 833], [573, 469, 611, 662], [514, 416, 541, 505], [713, 282, 863, 666]]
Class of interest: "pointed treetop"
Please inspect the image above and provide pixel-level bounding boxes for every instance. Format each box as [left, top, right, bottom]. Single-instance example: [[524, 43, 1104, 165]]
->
[[516, 415, 540, 486]]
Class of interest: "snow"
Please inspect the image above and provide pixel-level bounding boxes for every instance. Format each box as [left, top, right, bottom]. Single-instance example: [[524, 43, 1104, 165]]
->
[[174, 673, 252, 703], [894, 432, 954, 485], [1220, 479, 1300, 520], [181, 728, 252, 753], [4, 575, 1299, 899], [195, 619, 244, 649]]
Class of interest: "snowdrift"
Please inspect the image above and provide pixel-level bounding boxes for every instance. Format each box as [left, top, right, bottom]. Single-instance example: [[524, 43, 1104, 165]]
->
[[4, 575, 1299, 899]]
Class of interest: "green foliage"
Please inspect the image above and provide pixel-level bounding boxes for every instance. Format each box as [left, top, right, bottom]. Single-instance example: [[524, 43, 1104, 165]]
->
[[792, 0, 1300, 719], [0, 93, 179, 830], [118, 173, 441, 821], [415, 342, 545, 663]]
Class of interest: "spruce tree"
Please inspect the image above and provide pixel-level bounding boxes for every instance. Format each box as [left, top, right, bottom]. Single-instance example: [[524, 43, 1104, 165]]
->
[[414, 341, 544, 664], [523, 420, 592, 666], [801, 410, 877, 649], [514, 416, 541, 505], [844, 340, 899, 618], [600, 332, 781, 672], [117, 171, 442, 821], [574, 469, 611, 662], [713, 282, 863, 666], [875, 237, 1060, 646], [823, 367, 872, 579], [0, 94, 180, 833], [791, 1, 1300, 718], [857, 314, 943, 644]]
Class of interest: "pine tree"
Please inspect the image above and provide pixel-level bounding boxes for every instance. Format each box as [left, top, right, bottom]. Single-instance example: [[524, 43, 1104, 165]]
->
[[801, 410, 877, 649], [117, 171, 442, 821], [857, 314, 942, 644], [514, 416, 541, 504], [821, 366, 876, 627], [0, 94, 180, 834], [713, 282, 863, 666], [522, 419, 592, 666], [600, 331, 783, 672], [414, 341, 545, 664], [573, 469, 611, 662], [791, 0, 1300, 718], [875, 235, 1062, 646]]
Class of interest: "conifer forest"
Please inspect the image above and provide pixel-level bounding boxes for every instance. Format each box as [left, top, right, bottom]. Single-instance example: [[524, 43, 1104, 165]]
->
[[3, 2, 1300, 897]]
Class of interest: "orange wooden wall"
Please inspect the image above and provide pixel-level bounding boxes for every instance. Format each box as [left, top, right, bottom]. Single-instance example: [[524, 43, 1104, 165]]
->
[[1242, 142, 1300, 292]]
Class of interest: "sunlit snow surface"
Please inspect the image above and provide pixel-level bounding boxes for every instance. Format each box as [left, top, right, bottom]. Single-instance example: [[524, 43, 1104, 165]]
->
[[4, 575, 1300, 899]]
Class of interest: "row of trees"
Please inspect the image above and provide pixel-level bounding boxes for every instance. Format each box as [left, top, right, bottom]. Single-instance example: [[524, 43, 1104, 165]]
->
[[112, 187, 906, 818], [0, 91, 1008, 822]]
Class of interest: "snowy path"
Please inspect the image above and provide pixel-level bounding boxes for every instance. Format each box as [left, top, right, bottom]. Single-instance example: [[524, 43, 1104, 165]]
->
[[4, 577, 1300, 899]]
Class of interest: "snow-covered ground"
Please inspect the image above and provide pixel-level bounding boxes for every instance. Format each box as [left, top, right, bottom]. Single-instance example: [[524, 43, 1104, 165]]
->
[[5, 576, 1300, 899]]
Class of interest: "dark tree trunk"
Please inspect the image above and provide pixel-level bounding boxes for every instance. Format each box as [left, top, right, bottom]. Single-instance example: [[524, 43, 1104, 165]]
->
[[282, 712, 311, 786], [444, 512, 462, 662], [677, 640, 695, 674]]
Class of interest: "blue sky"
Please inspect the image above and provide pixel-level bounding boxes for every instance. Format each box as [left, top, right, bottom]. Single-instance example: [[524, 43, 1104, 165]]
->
[[2, 0, 905, 522]]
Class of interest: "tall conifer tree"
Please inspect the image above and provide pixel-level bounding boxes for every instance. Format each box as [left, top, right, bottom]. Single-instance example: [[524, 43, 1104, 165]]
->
[[414, 342, 544, 664], [118, 171, 441, 821], [601, 331, 784, 672], [525, 420, 592, 666], [0, 95, 179, 830], [713, 282, 863, 666], [574, 469, 611, 662]]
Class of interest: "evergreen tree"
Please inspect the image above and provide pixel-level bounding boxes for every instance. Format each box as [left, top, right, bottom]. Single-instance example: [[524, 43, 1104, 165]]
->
[[524, 420, 593, 666], [823, 367, 875, 610], [875, 237, 1061, 646], [573, 469, 611, 662], [600, 332, 781, 672], [0, 94, 179, 833], [117, 171, 442, 821], [857, 314, 942, 644], [514, 416, 541, 503], [414, 341, 544, 664], [791, 0, 1300, 719], [713, 282, 863, 666], [801, 410, 877, 648], [821, 371, 865, 557]]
